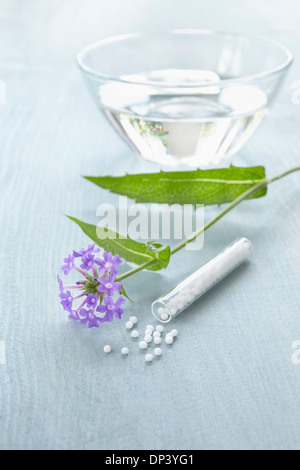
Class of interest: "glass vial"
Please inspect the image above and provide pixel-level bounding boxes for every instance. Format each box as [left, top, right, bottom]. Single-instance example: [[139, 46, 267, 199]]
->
[[151, 238, 252, 323]]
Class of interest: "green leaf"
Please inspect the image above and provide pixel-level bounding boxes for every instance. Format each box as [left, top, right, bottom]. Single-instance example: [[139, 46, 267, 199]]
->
[[84, 165, 267, 206], [120, 285, 133, 303], [146, 241, 171, 269], [67, 216, 170, 271]]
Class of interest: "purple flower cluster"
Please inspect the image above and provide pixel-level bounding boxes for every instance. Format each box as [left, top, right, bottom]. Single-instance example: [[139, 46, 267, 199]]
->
[[58, 244, 125, 328]]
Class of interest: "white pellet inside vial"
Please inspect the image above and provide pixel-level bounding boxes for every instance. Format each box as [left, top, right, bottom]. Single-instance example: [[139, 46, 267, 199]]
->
[[161, 313, 169, 321]]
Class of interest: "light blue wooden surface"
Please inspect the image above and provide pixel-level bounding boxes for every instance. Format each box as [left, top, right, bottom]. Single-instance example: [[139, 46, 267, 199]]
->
[[1, 0, 300, 450]]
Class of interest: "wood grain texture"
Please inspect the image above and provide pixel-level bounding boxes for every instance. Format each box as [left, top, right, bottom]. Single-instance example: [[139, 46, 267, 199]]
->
[[0, 0, 300, 450]]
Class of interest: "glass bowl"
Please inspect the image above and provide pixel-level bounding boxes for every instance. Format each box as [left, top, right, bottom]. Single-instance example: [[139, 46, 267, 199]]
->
[[77, 30, 293, 167]]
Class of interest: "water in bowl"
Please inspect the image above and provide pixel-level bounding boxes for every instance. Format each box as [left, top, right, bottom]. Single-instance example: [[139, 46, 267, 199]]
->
[[99, 69, 267, 166]]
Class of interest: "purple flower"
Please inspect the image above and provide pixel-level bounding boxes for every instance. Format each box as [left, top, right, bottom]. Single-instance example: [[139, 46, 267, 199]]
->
[[59, 290, 73, 312], [69, 310, 80, 320], [80, 253, 96, 271], [58, 245, 125, 328], [86, 293, 98, 308], [79, 308, 103, 328], [96, 296, 125, 321], [58, 277, 79, 319], [61, 254, 75, 275], [97, 273, 122, 296], [96, 252, 122, 275], [57, 275, 64, 293], [73, 243, 100, 258]]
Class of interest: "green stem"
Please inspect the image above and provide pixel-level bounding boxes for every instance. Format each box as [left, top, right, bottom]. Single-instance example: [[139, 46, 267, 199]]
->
[[267, 165, 300, 184], [117, 165, 300, 282], [118, 259, 154, 281]]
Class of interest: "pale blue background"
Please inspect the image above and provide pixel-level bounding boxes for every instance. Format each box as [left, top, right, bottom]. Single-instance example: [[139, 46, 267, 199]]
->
[[1, 0, 300, 450]]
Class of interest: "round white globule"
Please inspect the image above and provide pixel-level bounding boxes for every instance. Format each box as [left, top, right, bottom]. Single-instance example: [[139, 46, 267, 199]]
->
[[103, 345, 111, 353], [165, 335, 174, 345], [153, 331, 160, 338], [126, 321, 133, 330], [121, 347, 129, 355], [129, 316, 137, 325], [154, 347, 162, 356], [131, 330, 139, 338], [154, 337, 162, 345], [145, 354, 153, 362], [156, 325, 164, 333], [171, 329, 178, 337], [192, 287, 200, 296], [144, 335, 152, 343], [139, 341, 148, 350], [161, 313, 169, 321]]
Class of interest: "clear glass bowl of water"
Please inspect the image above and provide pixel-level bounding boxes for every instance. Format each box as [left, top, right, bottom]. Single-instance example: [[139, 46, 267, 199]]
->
[[77, 30, 293, 166]]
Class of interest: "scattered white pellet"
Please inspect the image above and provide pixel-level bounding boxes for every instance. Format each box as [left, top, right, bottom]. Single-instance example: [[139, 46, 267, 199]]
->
[[129, 316, 137, 325], [156, 325, 164, 333], [131, 330, 139, 338], [161, 313, 169, 321], [121, 347, 129, 355], [103, 345, 111, 353], [145, 328, 153, 336], [154, 337, 162, 345], [154, 347, 162, 356], [144, 335, 152, 343], [157, 307, 165, 316], [146, 325, 154, 332], [139, 341, 148, 350], [153, 331, 160, 338], [171, 329, 178, 337], [145, 353, 153, 362], [165, 334, 174, 345], [126, 321, 133, 330]]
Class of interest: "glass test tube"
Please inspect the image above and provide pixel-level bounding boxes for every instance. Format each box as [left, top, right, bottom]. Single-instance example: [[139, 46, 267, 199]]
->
[[151, 238, 252, 323]]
